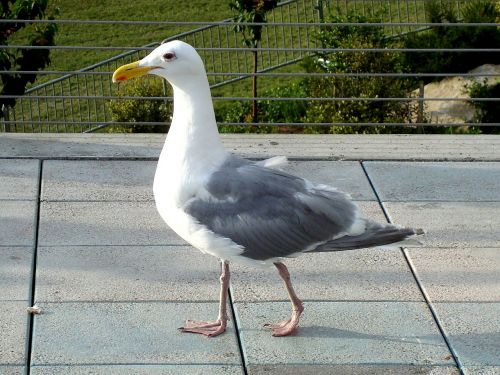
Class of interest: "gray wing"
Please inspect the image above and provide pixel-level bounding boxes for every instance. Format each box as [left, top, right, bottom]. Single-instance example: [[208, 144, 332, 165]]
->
[[184, 156, 359, 261]]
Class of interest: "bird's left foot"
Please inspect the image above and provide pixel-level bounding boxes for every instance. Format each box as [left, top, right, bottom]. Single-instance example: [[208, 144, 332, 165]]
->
[[264, 319, 298, 336], [264, 304, 304, 337], [178, 318, 227, 337]]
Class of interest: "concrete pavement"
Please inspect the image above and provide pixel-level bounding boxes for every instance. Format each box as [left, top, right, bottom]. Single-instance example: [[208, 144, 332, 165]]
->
[[0, 134, 499, 375]]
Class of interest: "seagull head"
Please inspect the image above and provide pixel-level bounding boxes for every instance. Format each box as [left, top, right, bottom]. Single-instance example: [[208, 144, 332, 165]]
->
[[112, 40, 206, 86]]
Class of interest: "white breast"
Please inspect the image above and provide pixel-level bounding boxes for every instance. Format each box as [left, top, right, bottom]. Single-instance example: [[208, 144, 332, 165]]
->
[[153, 151, 245, 262]]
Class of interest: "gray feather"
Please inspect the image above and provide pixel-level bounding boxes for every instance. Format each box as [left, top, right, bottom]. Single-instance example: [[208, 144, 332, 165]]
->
[[311, 220, 423, 252], [185, 155, 359, 261]]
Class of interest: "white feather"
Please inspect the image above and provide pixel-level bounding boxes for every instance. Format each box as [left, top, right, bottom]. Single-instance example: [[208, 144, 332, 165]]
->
[[256, 156, 288, 169]]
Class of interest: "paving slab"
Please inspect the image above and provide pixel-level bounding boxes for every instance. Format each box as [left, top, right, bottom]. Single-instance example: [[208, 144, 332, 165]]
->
[[0, 247, 33, 301], [0, 366, 25, 375], [434, 303, 500, 367], [384, 202, 500, 248], [246, 364, 459, 375], [30, 365, 244, 374], [0, 301, 28, 365], [0, 201, 36, 246], [0, 159, 39, 200], [2, 134, 500, 161], [235, 301, 454, 366], [42, 160, 155, 202], [283, 161, 376, 201], [463, 366, 500, 375], [231, 202, 423, 302], [38, 201, 179, 246], [31, 302, 241, 366], [35, 245, 222, 302], [364, 161, 500, 202], [408, 247, 500, 302]]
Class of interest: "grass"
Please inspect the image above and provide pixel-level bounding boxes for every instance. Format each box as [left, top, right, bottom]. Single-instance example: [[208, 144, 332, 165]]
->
[[44, 0, 234, 74]]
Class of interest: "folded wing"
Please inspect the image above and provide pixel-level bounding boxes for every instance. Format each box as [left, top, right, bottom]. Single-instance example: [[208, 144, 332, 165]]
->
[[184, 156, 361, 261]]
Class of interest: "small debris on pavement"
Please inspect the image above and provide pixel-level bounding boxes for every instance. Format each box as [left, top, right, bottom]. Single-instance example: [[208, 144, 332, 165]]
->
[[27, 305, 42, 315]]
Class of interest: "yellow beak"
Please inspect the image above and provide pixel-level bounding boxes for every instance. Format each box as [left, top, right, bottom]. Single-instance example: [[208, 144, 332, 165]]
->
[[112, 61, 158, 83]]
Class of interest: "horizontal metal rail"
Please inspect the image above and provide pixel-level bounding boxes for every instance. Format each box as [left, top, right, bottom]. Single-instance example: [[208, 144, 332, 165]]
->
[[2, 45, 499, 52], [3, 120, 499, 127], [1, 19, 498, 27], [1, 71, 499, 78], [2, 94, 499, 102]]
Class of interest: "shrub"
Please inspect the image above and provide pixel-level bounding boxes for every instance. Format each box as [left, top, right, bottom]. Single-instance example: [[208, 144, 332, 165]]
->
[[217, 82, 308, 133], [467, 80, 500, 133], [107, 78, 171, 133], [258, 83, 308, 123], [403, 0, 500, 82], [0, 0, 58, 114], [301, 10, 419, 133], [217, 101, 258, 133]]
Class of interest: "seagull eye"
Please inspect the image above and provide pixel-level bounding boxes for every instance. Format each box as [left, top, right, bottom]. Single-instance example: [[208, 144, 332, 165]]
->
[[162, 52, 176, 61]]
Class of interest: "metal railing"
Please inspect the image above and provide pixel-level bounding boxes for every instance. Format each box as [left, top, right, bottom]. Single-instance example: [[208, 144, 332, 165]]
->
[[1, 0, 498, 133]]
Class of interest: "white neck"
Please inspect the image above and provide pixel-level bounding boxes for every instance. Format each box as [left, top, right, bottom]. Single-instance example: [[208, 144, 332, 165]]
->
[[161, 74, 226, 167]]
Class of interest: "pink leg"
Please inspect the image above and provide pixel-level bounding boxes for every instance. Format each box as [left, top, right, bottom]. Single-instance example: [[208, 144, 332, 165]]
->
[[178, 260, 230, 337], [264, 262, 304, 337]]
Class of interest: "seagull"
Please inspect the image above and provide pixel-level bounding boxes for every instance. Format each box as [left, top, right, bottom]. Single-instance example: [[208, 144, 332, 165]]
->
[[112, 40, 424, 338]]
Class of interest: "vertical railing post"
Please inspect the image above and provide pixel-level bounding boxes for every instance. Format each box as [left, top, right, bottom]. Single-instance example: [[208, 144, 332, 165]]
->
[[1, 104, 11, 132], [316, 0, 324, 23], [315, 0, 326, 50], [417, 80, 425, 124]]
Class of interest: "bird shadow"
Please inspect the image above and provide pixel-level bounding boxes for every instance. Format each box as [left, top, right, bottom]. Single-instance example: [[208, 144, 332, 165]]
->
[[295, 325, 444, 348]]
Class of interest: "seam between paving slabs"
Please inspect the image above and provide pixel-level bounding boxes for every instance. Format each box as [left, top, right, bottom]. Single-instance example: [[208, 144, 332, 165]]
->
[[26, 159, 43, 375], [228, 284, 249, 375], [360, 160, 465, 375], [4, 156, 500, 162], [28, 363, 245, 368]]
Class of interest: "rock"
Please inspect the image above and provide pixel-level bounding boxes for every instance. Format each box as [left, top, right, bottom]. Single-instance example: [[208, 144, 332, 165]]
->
[[414, 64, 500, 124]]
